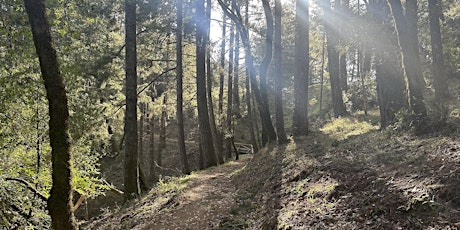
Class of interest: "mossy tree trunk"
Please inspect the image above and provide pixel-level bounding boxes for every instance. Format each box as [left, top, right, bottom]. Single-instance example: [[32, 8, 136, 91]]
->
[[368, 0, 407, 129], [24, 0, 76, 229], [388, 0, 427, 120], [428, 0, 448, 120]]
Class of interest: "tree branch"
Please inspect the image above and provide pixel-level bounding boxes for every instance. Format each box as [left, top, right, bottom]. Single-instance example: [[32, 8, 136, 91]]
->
[[5, 177, 47, 202]]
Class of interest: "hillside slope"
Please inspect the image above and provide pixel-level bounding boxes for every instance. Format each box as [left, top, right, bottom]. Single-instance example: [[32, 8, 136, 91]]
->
[[85, 118, 460, 229]]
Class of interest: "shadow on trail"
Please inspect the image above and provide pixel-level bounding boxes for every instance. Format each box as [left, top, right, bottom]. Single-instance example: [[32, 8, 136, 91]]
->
[[300, 130, 460, 229], [225, 144, 285, 229]]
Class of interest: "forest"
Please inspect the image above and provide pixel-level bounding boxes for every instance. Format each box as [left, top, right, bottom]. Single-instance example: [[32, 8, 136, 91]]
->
[[1, 0, 459, 229]]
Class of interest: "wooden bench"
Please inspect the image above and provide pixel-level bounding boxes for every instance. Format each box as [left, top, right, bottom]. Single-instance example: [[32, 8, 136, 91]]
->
[[233, 142, 254, 154]]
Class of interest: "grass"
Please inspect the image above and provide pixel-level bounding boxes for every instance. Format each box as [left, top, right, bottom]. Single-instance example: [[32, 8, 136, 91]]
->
[[155, 175, 191, 194], [320, 117, 379, 141]]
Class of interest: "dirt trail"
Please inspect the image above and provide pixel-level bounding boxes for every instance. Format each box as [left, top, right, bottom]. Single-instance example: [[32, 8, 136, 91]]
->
[[136, 155, 251, 230]]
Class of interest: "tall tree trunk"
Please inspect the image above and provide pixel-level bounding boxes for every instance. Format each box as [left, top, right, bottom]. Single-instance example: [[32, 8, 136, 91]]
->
[[293, 0, 310, 136], [138, 104, 148, 192], [339, 0, 349, 92], [196, 0, 218, 167], [149, 113, 157, 183], [218, 8, 227, 157], [24, 1, 76, 228], [368, 0, 406, 128], [246, 71, 259, 153], [428, 0, 448, 115], [323, 0, 348, 118], [218, 9, 227, 117], [363, 46, 372, 114], [206, 0, 224, 164], [233, 31, 241, 117], [260, 0, 274, 145], [176, 0, 190, 174], [157, 93, 167, 171], [339, 54, 348, 92], [244, 0, 259, 153], [319, 33, 326, 112], [274, 0, 288, 143], [218, 0, 277, 145], [226, 24, 235, 159], [123, 0, 139, 200], [388, 0, 427, 120], [139, 103, 144, 172]]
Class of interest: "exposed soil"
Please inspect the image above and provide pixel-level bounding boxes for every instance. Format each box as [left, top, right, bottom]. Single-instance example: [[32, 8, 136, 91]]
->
[[86, 120, 460, 230], [228, 129, 460, 230], [84, 155, 251, 229]]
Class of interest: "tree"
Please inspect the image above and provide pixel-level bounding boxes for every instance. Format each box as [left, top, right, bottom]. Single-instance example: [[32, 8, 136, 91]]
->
[[244, 0, 259, 153], [387, 0, 427, 121], [24, 0, 77, 228], [218, 0, 277, 146], [293, 0, 310, 136], [226, 23, 235, 159], [322, 0, 348, 118], [176, 0, 191, 174], [206, 0, 225, 164], [124, 0, 139, 200], [274, 0, 288, 143], [428, 0, 448, 105], [368, 0, 407, 129], [233, 30, 241, 116], [339, 0, 350, 92], [196, 0, 218, 167], [259, 0, 275, 145], [157, 93, 167, 169]]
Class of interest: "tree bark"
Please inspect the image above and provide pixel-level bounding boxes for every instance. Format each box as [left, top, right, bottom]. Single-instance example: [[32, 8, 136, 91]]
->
[[293, 0, 310, 136], [206, 0, 224, 164], [139, 103, 144, 172], [369, 0, 407, 128], [157, 93, 167, 170], [219, 7, 227, 116], [260, 0, 274, 145], [218, 7, 227, 157], [149, 113, 158, 183], [196, 0, 218, 167], [274, 0, 288, 143], [226, 24, 235, 159], [428, 0, 448, 105], [139, 103, 149, 192], [323, 0, 348, 118], [339, 0, 349, 92], [244, 0, 259, 153], [233, 30, 241, 117], [123, 0, 139, 200], [387, 0, 427, 120], [176, 0, 190, 175], [319, 33, 326, 112], [24, 1, 77, 228]]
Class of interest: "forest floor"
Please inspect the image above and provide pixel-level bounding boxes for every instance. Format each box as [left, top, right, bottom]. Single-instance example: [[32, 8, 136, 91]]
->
[[85, 155, 252, 230], [85, 116, 460, 230]]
